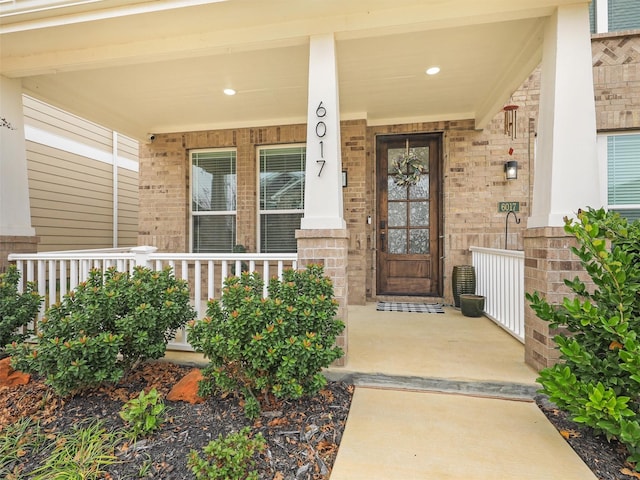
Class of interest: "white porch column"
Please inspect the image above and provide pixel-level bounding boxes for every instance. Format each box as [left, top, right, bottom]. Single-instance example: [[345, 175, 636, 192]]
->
[[528, 4, 600, 228], [0, 76, 35, 237], [300, 34, 346, 230], [0, 75, 37, 271], [297, 34, 348, 366]]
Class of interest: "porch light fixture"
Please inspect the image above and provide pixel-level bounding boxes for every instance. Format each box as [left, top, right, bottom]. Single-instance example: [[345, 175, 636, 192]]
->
[[504, 160, 518, 180], [223, 88, 236, 96], [425, 66, 440, 75]]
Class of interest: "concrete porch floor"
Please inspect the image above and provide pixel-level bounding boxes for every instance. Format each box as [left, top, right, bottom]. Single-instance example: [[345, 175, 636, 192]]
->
[[325, 303, 596, 480], [325, 302, 537, 391]]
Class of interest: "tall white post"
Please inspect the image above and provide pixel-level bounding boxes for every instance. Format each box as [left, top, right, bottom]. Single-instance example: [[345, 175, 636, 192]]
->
[[0, 76, 35, 237], [300, 34, 346, 230], [529, 4, 600, 228]]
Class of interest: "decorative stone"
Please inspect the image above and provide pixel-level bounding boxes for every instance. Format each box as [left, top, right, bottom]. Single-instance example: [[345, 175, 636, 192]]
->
[[167, 368, 205, 404], [0, 357, 30, 387]]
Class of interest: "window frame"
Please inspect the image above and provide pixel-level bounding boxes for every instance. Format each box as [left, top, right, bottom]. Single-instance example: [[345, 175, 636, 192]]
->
[[189, 147, 237, 253], [597, 131, 640, 219], [591, 0, 640, 34], [256, 143, 306, 253]]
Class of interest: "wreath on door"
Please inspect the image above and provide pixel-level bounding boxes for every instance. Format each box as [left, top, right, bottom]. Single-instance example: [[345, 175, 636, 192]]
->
[[392, 151, 424, 186]]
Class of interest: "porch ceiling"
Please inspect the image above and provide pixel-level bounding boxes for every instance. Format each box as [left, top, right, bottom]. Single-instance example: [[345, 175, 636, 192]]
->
[[0, 0, 583, 141]]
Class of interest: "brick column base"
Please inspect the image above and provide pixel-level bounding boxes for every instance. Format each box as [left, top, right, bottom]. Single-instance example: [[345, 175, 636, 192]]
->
[[296, 229, 349, 367], [0, 236, 38, 273], [524, 227, 583, 371]]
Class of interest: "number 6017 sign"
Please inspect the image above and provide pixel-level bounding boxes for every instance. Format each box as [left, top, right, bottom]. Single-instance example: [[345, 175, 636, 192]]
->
[[315, 101, 326, 176]]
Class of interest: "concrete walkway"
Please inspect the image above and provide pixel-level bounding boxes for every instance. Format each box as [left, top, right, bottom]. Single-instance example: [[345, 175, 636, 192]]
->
[[326, 304, 598, 480]]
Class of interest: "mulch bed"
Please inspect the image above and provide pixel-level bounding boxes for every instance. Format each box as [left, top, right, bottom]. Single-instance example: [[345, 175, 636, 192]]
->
[[535, 395, 640, 480], [0, 361, 353, 479], [2, 361, 640, 479]]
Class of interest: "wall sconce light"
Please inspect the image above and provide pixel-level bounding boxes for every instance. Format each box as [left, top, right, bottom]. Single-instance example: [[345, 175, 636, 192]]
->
[[504, 160, 518, 180], [342, 170, 348, 187]]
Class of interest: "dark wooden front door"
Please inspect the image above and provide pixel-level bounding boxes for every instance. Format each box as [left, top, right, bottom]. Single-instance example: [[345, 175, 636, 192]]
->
[[376, 133, 442, 296]]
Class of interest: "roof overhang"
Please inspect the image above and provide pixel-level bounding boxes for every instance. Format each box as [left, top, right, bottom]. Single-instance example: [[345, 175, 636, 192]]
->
[[0, 0, 586, 140]]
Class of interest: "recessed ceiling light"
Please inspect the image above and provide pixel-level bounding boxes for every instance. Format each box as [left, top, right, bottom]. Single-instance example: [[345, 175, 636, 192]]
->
[[426, 66, 440, 76], [223, 88, 236, 96]]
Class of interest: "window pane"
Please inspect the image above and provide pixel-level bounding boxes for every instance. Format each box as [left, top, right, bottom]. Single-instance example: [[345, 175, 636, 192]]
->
[[410, 229, 429, 254], [611, 208, 640, 222], [609, 0, 640, 32], [260, 147, 305, 211], [589, 0, 596, 33], [388, 202, 407, 227], [388, 177, 407, 200], [410, 201, 429, 227], [191, 149, 237, 254], [193, 215, 236, 253], [259, 146, 305, 253], [608, 134, 640, 205], [260, 213, 302, 253], [409, 175, 429, 199], [192, 150, 236, 212], [388, 229, 407, 254]]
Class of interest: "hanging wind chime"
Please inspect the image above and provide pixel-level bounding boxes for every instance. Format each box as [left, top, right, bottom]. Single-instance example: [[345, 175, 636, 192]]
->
[[503, 104, 519, 139]]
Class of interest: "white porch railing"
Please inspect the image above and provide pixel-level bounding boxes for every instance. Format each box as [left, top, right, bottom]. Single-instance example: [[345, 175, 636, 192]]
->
[[7, 246, 297, 351], [470, 246, 525, 342]]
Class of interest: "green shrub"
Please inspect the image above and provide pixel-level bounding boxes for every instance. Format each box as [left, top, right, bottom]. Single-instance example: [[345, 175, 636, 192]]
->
[[0, 265, 42, 352], [187, 427, 265, 480], [527, 207, 640, 468], [8, 266, 195, 396], [187, 264, 344, 419], [119, 388, 166, 440]]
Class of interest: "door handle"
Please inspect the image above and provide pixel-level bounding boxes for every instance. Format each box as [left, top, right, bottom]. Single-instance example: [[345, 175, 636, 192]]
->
[[380, 232, 386, 252]]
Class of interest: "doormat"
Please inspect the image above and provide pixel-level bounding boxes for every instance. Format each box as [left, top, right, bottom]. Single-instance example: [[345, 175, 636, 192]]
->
[[376, 302, 445, 314]]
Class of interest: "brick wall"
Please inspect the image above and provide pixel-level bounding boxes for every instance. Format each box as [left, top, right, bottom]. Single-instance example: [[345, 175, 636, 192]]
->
[[0, 236, 38, 273], [341, 120, 368, 304], [139, 103, 537, 305], [523, 228, 586, 370], [138, 135, 190, 252], [593, 33, 640, 130]]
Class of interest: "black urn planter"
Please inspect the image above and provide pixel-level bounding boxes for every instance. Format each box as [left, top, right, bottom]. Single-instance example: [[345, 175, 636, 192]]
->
[[460, 294, 485, 317], [452, 265, 476, 308]]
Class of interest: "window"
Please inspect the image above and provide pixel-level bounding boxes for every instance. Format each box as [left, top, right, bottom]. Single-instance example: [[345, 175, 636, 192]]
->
[[590, 0, 640, 34], [191, 149, 236, 252], [600, 133, 640, 221], [258, 145, 305, 253]]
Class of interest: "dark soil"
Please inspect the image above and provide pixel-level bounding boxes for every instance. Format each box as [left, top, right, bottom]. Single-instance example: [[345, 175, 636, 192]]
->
[[1, 361, 639, 479], [535, 394, 640, 480], [0, 361, 353, 479]]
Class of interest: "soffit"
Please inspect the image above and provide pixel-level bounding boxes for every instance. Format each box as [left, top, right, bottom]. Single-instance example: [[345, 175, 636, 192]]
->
[[0, 0, 584, 140]]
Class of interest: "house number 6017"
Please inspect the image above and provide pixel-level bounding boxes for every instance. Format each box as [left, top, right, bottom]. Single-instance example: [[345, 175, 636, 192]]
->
[[316, 101, 326, 177]]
